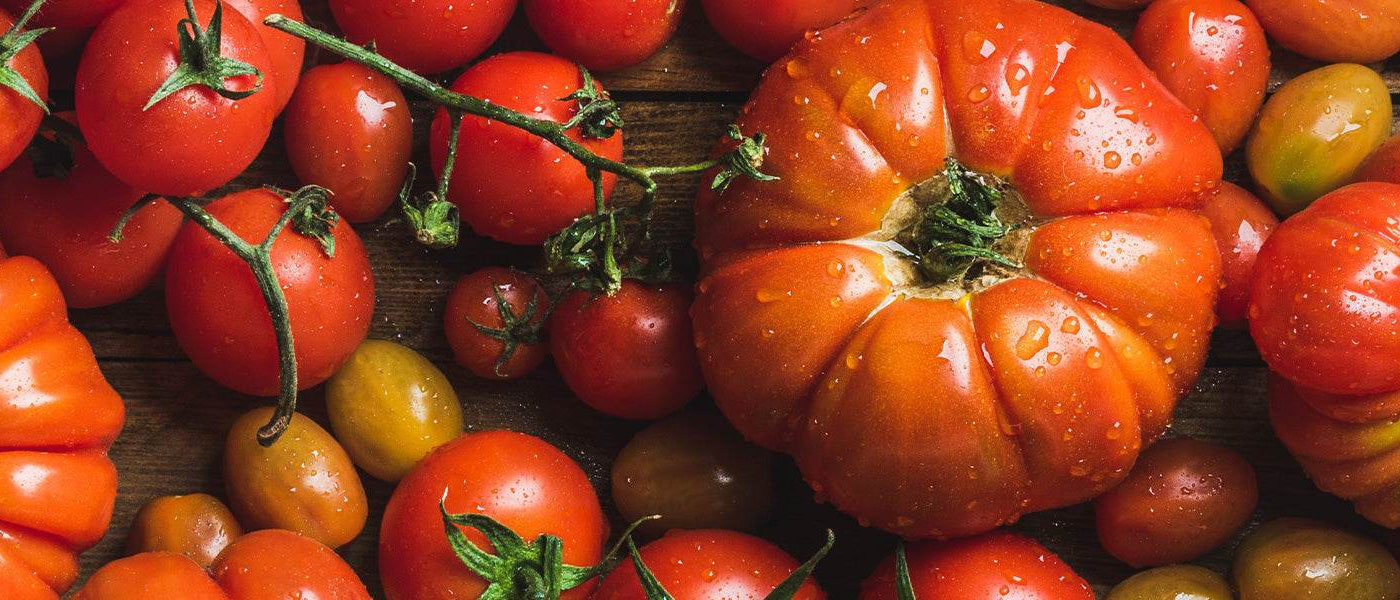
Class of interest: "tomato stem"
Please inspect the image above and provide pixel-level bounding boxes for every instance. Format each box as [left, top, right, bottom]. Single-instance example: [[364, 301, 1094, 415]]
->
[[894, 543, 917, 600], [900, 159, 1020, 284], [145, 0, 264, 110], [0, 0, 51, 111]]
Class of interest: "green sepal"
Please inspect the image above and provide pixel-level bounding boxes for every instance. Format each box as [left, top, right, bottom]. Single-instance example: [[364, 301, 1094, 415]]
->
[[467, 273, 548, 378], [559, 67, 623, 140], [895, 543, 917, 600], [146, 0, 264, 110], [286, 186, 339, 258], [905, 159, 1020, 283], [0, 0, 51, 112], [438, 501, 609, 600], [399, 163, 462, 249], [628, 538, 677, 600], [711, 125, 779, 195]]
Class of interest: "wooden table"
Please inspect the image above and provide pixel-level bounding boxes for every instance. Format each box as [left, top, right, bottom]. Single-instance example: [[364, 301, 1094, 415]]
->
[[68, 0, 1400, 596]]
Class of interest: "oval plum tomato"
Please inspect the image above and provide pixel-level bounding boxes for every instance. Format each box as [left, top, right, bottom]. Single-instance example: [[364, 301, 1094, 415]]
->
[[164, 188, 374, 397], [1234, 518, 1400, 600], [1199, 183, 1277, 328], [593, 529, 826, 600], [73, 553, 229, 600], [551, 282, 702, 420], [1246, 63, 1392, 215], [0, 0, 125, 28], [125, 493, 244, 569], [1094, 438, 1258, 567], [1106, 565, 1232, 600], [0, 116, 182, 308], [860, 532, 1093, 599], [1132, 0, 1269, 154], [0, 4, 47, 174], [1244, 0, 1400, 63], [223, 408, 368, 549], [379, 431, 608, 600], [1358, 136, 1400, 185], [443, 267, 550, 380], [700, 0, 872, 62], [284, 62, 411, 223], [524, 0, 683, 71], [75, 0, 277, 197], [224, 0, 305, 112], [328, 0, 515, 74], [429, 51, 624, 245]]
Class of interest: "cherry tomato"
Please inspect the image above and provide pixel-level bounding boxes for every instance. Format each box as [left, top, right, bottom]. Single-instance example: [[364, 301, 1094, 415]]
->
[[74, 552, 229, 600], [1106, 565, 1232, 600], [325, 340, 465, 482], [1234, 518, 1400, 600], [524, 0, 683, 71], [612, 408, 775, 536], [1131, 0, 1269, 154], [328, 0, 516, 74], [1086, 0, 1153, 8], [283, 62, 411, 223], [1198, 183, 1277, 328], [1357, 135, 1400, 185], [223, 408, 368, 549], [1094, 438, 1258, 567], [125, 493, 244, 569], [1246, 64, 1392, 215], [593, 529, 826, 600], [551, 282, 702, 420], [0, 5, 47, 174], [211, 529, 372, 599], [443, 267, 550, 380], [164, 188, 375, 397], [700, 0, 872, 62], [225, 0, 304, 112], [0, 0, 125, 28], [429, 51, 623, 245], [75, 0, 277, 197], [860, 532, 1094, 599], [1244, 0, 1400, 63]]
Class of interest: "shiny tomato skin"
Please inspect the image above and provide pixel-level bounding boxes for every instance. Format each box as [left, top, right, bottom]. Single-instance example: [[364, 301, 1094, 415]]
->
[[164, 188, 375, 397], [125, 494, 244, 569], [379, 431, 608, 600], [0, 0, 126, 28], [211, 529, 372, 599], [1199, 183, 1277, 328], [444, 267, 550, 380], [860, 531, 1094, 600], [700, 0, 873, 62], [430, 52, 623, 245], [1131, 0, 1269, 154], [73, 553, 229, 600], [1106, 565, 1232, 600], [1234, 518, 1400, 600], [1358, 136, 1400, 185], [550, 282, 703, 420], [328, 0, 516, 74], [525, 0, 683, 71], [224, 0, 304, 112], [0, 6, 47, 174], [1244, 0, 1400, 63], [593, 529, 826, 600]]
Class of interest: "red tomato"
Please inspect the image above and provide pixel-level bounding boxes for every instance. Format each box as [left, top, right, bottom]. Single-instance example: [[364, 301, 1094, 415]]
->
[[524, 0, 683, 71], [379, 431, 608, 600], [429, 51, 624, 245], [0, 0, 125, 28], [550, 282, 702, 420], [163, 188, 375, 397], [283, 62, 412, 223], [75, 0, 277, 197], [1244, 0, 1400, 63], [1132, 0, 1270, 154], [224, 0, 306, 112], [73, 553, 228, 600], [860, 532, 1093, 600], [0, 116, 182, 308], [443, 267, 550, 380], [701, 0, 872, 62], [328, 0, 516, 74], [1358, 136, 1400, 185], [1199, 183, 1277, 328], [592, 529, 826, 600], [0, 5, 47, 174]]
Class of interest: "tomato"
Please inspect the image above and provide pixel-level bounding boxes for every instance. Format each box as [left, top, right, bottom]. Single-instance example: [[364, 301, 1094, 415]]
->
[[225, 0, 304, 112], [223, 408, 368, 549], [1086, 0, 1153, 9], [73, 553, 229, 600], [75, 0, 277, 197], [443, 267, 550, 380], [164, 188, 374, 397], [0, 0, 124, 28], [1106, 565, 1232, 600], [284, 62, 411, 223], [0, 115, 182, 308], [860, 532, 1093, 599], [1244, 0, 1400, 63], [328, 0, 515, 74], [1131, 0, 1269, 154], [1234, 518, 1400, 600], [700, 0, 872, 62], [524, 0, 683, 71], [593, 529, 826, 600], [1199, 183, 1276, 328], [325, 340, 465, 482], [0, 5, 47, 174], [612, 408, 775, 536], [1357, 135, 1400, 185], [0, 254, 124, 598], [551, 282, 702, 420], [125, 494, 244, 569], [430, 52, 624, 245], [1245, 64, 1392, 216], [693, 0, 1223, 539], [1094, 438, 1257, 567], [380, 431, 608, 600]]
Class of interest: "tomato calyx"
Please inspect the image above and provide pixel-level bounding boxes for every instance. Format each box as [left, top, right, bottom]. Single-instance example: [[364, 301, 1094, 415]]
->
[[467, 271, 549, 377], [560, 68, 624, 140], [0, 0, 50, 111], [894, 543, 916, 600], [624, 529, 836, 600], [894, 159, 1024, 287], [22, 114, 83, 179], [145, 0, 265, 110]]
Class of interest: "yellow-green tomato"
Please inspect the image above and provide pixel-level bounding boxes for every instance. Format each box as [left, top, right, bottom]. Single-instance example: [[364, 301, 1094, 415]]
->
[[326, 340, 465, 482], [1234, 518, 1400, 600], [1107, 565, 1232, 600], [1247, 63, 1392, 215]]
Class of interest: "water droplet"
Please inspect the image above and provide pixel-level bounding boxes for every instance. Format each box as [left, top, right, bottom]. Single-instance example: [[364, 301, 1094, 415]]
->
[[1015, 320, 1051, 360], [962, 30, 997, 63], [967, 84, 992, 103], [1076, 76, 1101, 108], [1085, 347, 1104, 369], [785, 59, 809, 79], [1005, 64, 1030, 95], [1103, 151, 1122, 169]]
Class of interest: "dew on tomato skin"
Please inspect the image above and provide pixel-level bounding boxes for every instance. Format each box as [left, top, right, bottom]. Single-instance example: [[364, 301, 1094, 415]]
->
[[784, 59, 809, 79], [967, 84, 992, 103], [1015, 320, 1051, 359], [1085, 347, 1105, 369], [1006, 64, 1031, 95], [962, 30, 997, 63], [1103, 151, 1122, 169]]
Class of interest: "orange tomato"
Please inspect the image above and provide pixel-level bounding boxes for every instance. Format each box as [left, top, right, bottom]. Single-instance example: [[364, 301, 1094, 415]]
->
[[125, 494, 244, 569], [1199, 183, 1277, 328], [1244, 0, 1400, 63]]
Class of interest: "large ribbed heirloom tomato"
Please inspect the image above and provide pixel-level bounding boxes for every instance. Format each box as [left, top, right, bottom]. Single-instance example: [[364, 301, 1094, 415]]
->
[[692, 0, 1223, 539]]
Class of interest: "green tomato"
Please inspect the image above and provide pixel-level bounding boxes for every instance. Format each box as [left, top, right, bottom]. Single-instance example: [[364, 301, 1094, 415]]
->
[[1246, 63, 1392, 215], [1234, 518, 1400, 600], [326, 340, 465, 482], [1107, 565, 1232, 600]]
